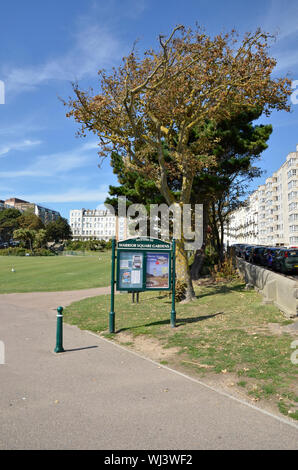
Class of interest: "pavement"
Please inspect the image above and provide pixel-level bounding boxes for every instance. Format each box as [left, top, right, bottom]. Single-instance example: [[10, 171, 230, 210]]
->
[[0, 288, 298, 450]]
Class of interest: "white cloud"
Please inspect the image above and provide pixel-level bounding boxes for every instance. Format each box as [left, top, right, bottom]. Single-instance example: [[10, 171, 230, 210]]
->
[[0, 140, 99, 178], [0, 139, 42, 157], [3, 22, 127, 95], [261, 1, 298, 72], [264, 0, 298, 41], [273, 51, 298, 72], [20, 186, 109, 204]]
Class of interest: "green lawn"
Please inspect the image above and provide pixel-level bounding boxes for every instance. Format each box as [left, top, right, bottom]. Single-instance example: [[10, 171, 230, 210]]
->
[[0, 252, 111, 293], [63, 279, 298, 420]]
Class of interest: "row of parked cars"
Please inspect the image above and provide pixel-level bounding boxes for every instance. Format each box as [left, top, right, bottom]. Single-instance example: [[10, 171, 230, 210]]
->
[[0, 240, 20, 249], [232, 244, 298, 274]]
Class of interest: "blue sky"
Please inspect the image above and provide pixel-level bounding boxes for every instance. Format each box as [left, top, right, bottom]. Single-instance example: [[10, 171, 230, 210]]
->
[[1, 0, 298, 220]]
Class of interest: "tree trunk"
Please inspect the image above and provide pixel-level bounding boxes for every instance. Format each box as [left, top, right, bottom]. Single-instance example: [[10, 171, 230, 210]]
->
[[190, 201, 209, 280], [219, 216, 225, 265], [176, 238, 196, 301], [190, 245, 206, 280]]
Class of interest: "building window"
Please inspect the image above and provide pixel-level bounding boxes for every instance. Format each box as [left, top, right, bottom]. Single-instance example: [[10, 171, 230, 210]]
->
[[288, 191, 298, 200], [288, 180, 297, 190], [288, 169, 297, 179], [289, 213, 298, 222]]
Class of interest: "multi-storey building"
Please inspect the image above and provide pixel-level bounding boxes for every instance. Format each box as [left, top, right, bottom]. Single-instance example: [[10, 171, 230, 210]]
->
[[225, 145, 298, 247], [69, 208, 127, 241], [0, 198, 60, 224]]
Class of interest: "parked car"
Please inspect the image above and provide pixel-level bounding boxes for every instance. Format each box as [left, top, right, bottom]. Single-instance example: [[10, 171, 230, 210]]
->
[[234, 244, 249, 259], [0, 242, 8, 249], [232, 244, 245, 257], [273, 248, 298, 274], [243, 245, 255, 261], [248, 246, 266, 264], [9, 240, 20, 247], [260, 247, 280, 269]]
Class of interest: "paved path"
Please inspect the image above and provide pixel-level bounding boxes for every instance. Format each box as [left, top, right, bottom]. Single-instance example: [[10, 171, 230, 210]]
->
[[0, 286, 111, 312], [0, 289, 298, 450]]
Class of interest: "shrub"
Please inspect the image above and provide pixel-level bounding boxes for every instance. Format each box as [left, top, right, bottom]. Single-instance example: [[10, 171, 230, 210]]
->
[[32, 248, 55, 256], [0, 247, 27, 256], [65, 239, 112, 251], [211, 255, 238, 281], [0, 247, 55, 256]]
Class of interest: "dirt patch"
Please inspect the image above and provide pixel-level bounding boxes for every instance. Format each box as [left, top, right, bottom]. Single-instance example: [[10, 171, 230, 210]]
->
[[110, 332, 297, 421], [113, 331, 180, 362]]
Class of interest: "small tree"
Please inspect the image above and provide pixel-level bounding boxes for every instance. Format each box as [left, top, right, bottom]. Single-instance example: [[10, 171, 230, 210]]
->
[[13, 228, 36, 250], [33, 229, 48, 249]]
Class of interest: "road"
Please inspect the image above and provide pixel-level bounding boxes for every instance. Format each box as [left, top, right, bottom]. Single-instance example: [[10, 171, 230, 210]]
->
[[0, 289, 297, 450]]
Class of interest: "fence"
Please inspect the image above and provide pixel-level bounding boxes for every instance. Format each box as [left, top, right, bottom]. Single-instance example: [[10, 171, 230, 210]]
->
[[59, 250, 102, 257]]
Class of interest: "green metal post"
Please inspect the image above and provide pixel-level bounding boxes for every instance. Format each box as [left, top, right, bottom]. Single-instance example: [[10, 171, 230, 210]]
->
[[54, 306, 64, 353], [171, 239, 176, 328], [109, 238, 116, 333]]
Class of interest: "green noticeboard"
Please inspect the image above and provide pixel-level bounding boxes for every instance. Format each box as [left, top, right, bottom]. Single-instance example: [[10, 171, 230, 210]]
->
[[109, 237, 176, 333], [116, 238, 172, 292]]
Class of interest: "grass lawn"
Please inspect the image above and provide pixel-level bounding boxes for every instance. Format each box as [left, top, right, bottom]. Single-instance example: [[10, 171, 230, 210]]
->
[[0, 251, 111, 293], [63, 278, 298, 420]]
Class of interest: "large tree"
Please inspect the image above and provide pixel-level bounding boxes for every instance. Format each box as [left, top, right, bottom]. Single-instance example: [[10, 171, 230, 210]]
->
[[17, 211, 45, 231], [65, 25, 291, 300], [0, 208, 22, 242], [106, 107, 272, 276], [189, 107, 272, 274], [45, 217, 72, 243]]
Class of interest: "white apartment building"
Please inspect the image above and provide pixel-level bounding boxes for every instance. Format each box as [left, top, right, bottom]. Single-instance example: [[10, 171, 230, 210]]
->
[[225, 145, 298, 248], [69, 208, 127, 241]]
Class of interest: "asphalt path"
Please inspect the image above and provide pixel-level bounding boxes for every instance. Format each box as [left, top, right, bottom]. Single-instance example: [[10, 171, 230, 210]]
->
[[0, 289, 297, 450]]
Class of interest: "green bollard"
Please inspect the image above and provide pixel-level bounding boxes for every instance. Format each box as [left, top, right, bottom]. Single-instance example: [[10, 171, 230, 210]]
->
[[171, 239, 176, 328], [54, 306, 65, 353], [109, 238, 116, 333]]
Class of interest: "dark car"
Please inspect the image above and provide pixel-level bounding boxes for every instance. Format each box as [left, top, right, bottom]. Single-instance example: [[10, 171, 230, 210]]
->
[[235, 244, 246, 258], [260, 247, 280, 269], [232, 244, 243, 257], [232, 244, 246, 258], [273, 248, 298, 274], [242, 245, 255, 261], [9, 240, 20, 247], [248, 246, 266, 264]]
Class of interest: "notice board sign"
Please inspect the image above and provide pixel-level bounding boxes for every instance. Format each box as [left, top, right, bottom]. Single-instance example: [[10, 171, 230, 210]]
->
[[116, 238, 172, 291], [146, 252, 170, 289], [109, 237, 176, 333], [118, 251, 144, 290]]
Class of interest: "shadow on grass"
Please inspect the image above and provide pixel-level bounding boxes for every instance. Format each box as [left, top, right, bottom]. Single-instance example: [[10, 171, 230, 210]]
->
[[153, 283, 246, 305], [194, 282, 245, 299], [116, 311, 224, 333], [121, 283, 245, 306]]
